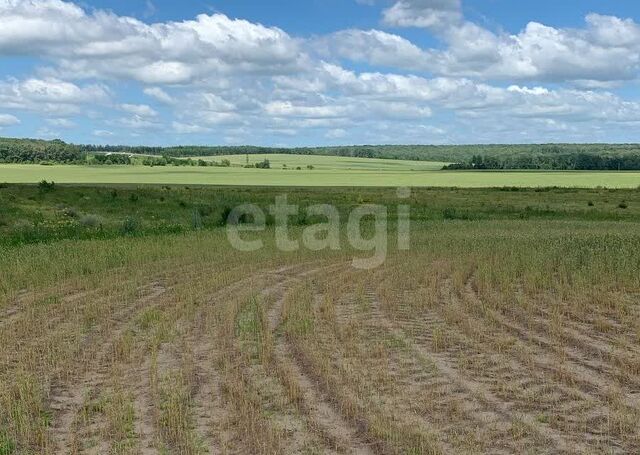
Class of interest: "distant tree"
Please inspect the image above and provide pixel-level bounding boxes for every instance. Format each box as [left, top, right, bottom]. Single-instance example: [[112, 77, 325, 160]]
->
[[255, 159, 271, 169]]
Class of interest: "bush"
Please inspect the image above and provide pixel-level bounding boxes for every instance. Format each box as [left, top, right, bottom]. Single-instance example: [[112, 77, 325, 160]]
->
[[129, 193, 139, 203], [255, 159, 271, 169], [619, 201, 629, 209], [120, 217, 138, 234], [588, 201, 594, 207], [37, 180, 55, 192]]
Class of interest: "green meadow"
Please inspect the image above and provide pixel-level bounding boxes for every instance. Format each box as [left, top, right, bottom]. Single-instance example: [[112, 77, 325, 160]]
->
[[1, 160, 640, 188], [200, 153, 450, 170]]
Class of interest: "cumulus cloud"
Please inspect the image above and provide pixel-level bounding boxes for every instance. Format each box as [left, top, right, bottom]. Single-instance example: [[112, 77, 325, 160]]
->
[[0, 77, 109, 115], [383, 0, 462, 30], [327, 13, 640, 83], [315, 29, 433, 71], [1, 0, 640, 143], [0, 0, 304, 84], [327, 0, 640, 84], [0, 113, 20, 126], [432, 16, 640, 82]]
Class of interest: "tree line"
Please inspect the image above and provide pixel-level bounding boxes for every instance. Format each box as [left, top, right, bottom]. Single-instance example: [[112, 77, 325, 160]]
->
[[443, 152, 640, 171], [4, 136, 640, 170]]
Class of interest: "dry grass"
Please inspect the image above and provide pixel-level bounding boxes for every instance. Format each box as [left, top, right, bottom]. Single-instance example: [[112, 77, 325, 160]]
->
[[1, 221, 639, 454]]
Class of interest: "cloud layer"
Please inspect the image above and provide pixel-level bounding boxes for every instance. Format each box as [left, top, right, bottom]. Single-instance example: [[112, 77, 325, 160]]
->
[[0, 0, 639, 144]]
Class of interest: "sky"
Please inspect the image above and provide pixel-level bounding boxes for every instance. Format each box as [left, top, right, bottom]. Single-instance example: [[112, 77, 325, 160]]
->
[[1, 0, 640, 146]]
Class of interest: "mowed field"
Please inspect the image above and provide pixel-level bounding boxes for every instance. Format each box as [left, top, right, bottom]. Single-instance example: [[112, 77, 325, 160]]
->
[[1, 159, 640, 187], [1, 185, 640, 454], [198, 153, 449, 171]]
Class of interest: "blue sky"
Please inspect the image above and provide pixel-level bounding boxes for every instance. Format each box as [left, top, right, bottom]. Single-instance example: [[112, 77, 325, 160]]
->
[[1, 0, 640, 146]]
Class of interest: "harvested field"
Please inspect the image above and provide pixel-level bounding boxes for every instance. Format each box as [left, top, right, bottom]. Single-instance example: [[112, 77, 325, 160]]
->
[[1, 217, 639, 454]]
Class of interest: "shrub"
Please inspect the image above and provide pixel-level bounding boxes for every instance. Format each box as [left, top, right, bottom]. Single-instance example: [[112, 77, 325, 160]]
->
[[129, 193, 139, 203], [619, 201, 629, 209], [588, 201, 594, 207], [255, 159, 271, 169], [120, 217, 138, 234], [37, 180, 55, 192], [442, 207, 457, 220]]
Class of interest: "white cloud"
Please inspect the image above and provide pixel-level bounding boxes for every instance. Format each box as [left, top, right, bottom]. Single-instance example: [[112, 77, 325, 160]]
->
[[0, 1, 304, 84], [383, 0, 462, 30], [264, 101, 350, 119], [46, 117, 75, 128], [119, 103, 158, 117], [336, 7, 640, 83], [316, 29, 433, 71], [111, 116, 162, 130], [0, 113, 20, 126], [143, 87, 174, 104], [1, 0, 640, 143], [0, 77, 108, 115]]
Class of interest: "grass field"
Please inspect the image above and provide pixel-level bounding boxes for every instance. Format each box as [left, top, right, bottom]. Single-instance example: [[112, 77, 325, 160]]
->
[[200, 153, 450, 171], [1, 187, 640, 453], [1, 184, 639, 248], [1, 162, 640, 188]]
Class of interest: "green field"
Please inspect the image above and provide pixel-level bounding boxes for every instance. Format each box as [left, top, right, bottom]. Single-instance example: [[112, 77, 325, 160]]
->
[[1, 161, 640, 188], [201, 153, 450, 171]]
